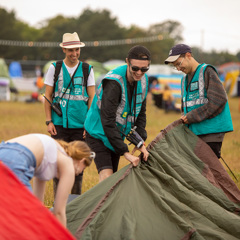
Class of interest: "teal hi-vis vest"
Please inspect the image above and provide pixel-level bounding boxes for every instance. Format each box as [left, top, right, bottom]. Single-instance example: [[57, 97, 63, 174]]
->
[[52, 61, 91, 128], [181, 63, 233, 135], [84, 65, 148, 152]]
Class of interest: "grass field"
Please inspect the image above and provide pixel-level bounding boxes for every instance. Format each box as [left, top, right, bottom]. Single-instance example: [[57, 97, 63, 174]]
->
[[1, 94, 240, 207]]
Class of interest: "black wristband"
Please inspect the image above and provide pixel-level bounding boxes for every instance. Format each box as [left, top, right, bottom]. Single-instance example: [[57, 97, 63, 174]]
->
[[45, 120, 53, 126]]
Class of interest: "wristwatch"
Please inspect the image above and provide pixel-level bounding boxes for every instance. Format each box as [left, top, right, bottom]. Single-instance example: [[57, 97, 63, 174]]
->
[[45, 120, 53, 126]]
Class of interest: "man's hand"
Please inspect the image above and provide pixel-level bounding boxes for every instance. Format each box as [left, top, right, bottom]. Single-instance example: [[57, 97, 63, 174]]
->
[[124, 145, 149, 167], [123, 152, 140, 167], [181, 115, 189, 124], [132, 145, 149, 161], [47, 122, 57, 135], [83, 129, 86, 139]]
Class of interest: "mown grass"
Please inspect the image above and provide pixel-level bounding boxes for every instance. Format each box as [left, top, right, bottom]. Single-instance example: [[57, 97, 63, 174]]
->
[[1, 95, 240, 207]]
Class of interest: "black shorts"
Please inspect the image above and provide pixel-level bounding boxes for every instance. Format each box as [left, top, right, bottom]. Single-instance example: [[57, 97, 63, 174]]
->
[[51, 125, 84, 194], [86, 132, 120, 173], [206, 142, 222, 159], [51, 125, 84, 142]]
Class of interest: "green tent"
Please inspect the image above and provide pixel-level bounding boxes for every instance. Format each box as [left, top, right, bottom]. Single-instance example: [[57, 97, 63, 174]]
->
[[66, 120, 240, 240], [0, 58, 10, 79], [0, 58, 11, 101], [103, 59, 125, 71], [43, 60, 55, 74], [86, 60, 108, 82]]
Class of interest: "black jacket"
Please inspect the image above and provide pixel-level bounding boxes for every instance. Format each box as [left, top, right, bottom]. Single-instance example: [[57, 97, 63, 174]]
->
[[100, 79, 147, 155]]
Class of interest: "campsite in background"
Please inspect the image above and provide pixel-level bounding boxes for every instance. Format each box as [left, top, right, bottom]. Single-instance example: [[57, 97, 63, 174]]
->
[[148, 64, 182, 112], [1, 56, 240, 240], [0, 2, 240, 238]]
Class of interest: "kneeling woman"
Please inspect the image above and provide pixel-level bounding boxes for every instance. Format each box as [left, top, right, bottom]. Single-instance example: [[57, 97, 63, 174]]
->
[[0, 133, 94, 227]]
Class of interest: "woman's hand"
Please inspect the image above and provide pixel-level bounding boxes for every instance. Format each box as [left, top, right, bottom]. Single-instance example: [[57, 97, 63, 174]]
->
[[54, 154, 75, 227]]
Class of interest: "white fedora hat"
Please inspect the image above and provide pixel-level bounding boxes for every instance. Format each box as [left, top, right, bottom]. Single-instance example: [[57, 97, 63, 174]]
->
[[59, 32, 85, 48]]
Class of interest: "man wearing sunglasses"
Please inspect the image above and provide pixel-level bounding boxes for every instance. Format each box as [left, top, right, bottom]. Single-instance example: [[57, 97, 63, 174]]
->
[[164, 44, 233, 159], [84, 45, 150, 182]]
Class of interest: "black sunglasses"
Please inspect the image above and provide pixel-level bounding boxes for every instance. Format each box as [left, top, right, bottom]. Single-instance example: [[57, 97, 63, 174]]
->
[[130, 64, 149, 73]]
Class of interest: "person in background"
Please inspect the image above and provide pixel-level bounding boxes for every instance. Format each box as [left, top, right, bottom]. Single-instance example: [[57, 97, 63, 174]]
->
[[36, 71, 45, 94], [149, 76, 163, 109], [44, 32, 95, 196], [162, 84, 174, 112], [162, 84, 180, 113], [0, 133, 94, 227], [164, 44, 233, 158], [84, 45, 150, 182]]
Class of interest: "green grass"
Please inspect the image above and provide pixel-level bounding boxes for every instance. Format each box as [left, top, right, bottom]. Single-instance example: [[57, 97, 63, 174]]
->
[[1, 94, 240, 207]]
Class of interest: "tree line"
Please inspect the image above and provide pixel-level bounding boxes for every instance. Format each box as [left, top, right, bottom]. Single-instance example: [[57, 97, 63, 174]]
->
[[0, 7, 239, 66]]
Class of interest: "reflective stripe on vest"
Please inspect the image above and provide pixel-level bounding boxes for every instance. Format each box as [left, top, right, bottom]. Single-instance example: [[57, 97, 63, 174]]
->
[[96, 73, 147, 126], [182, 64, 208, 108], [54, 68, 88, 102]]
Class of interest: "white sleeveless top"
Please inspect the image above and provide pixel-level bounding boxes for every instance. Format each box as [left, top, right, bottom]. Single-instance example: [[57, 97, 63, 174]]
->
[[31, 134, 70, 181]]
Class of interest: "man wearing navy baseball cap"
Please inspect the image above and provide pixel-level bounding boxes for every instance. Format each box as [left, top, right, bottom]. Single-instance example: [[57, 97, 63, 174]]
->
[[164, 44, 192, 64], [164, 43, 233, 160]]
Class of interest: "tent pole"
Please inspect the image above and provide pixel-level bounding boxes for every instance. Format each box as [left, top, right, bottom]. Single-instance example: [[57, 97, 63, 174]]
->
[[220, 156, 238, 182]]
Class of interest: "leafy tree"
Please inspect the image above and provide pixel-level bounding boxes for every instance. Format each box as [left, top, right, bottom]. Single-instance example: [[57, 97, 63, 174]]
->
[[0, 6, 238, 69], [0, 8, 21, 59], [193, 49, 239, 66], [37, 15, 77, 61], [0, 8, 19, 40], [75, 8, 129, 62], [148, 20, 183, 43], [236, 51, 240, 62], [144, 20, 183, 64]]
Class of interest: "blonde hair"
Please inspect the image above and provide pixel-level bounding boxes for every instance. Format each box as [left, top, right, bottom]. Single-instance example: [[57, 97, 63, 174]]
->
[[56, 140, 93, 166]]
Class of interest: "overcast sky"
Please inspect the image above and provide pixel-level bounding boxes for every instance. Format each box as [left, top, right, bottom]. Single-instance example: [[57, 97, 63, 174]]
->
[[1, 0, 240, 54]]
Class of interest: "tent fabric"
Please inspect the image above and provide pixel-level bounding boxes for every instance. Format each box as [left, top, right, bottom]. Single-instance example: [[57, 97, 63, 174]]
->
[[224, 70, 240, 97], [0, 58, 10, 79], [66, 120, 240, 240], [9, 61, 23, 78], [218, 62, 240, 74], [149, 74, 182, 98], [103, 59, 125, 71], [86, 60, 108, 81], [0, 162, 75, 240], [43, 60, 55, 74]]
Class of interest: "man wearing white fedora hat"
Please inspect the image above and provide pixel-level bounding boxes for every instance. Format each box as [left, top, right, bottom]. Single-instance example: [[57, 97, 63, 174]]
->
[[44, 32, 95, 196]]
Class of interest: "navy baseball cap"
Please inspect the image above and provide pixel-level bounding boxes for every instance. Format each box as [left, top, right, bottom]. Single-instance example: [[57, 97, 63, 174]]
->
[[164, 44, 191, 64]]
